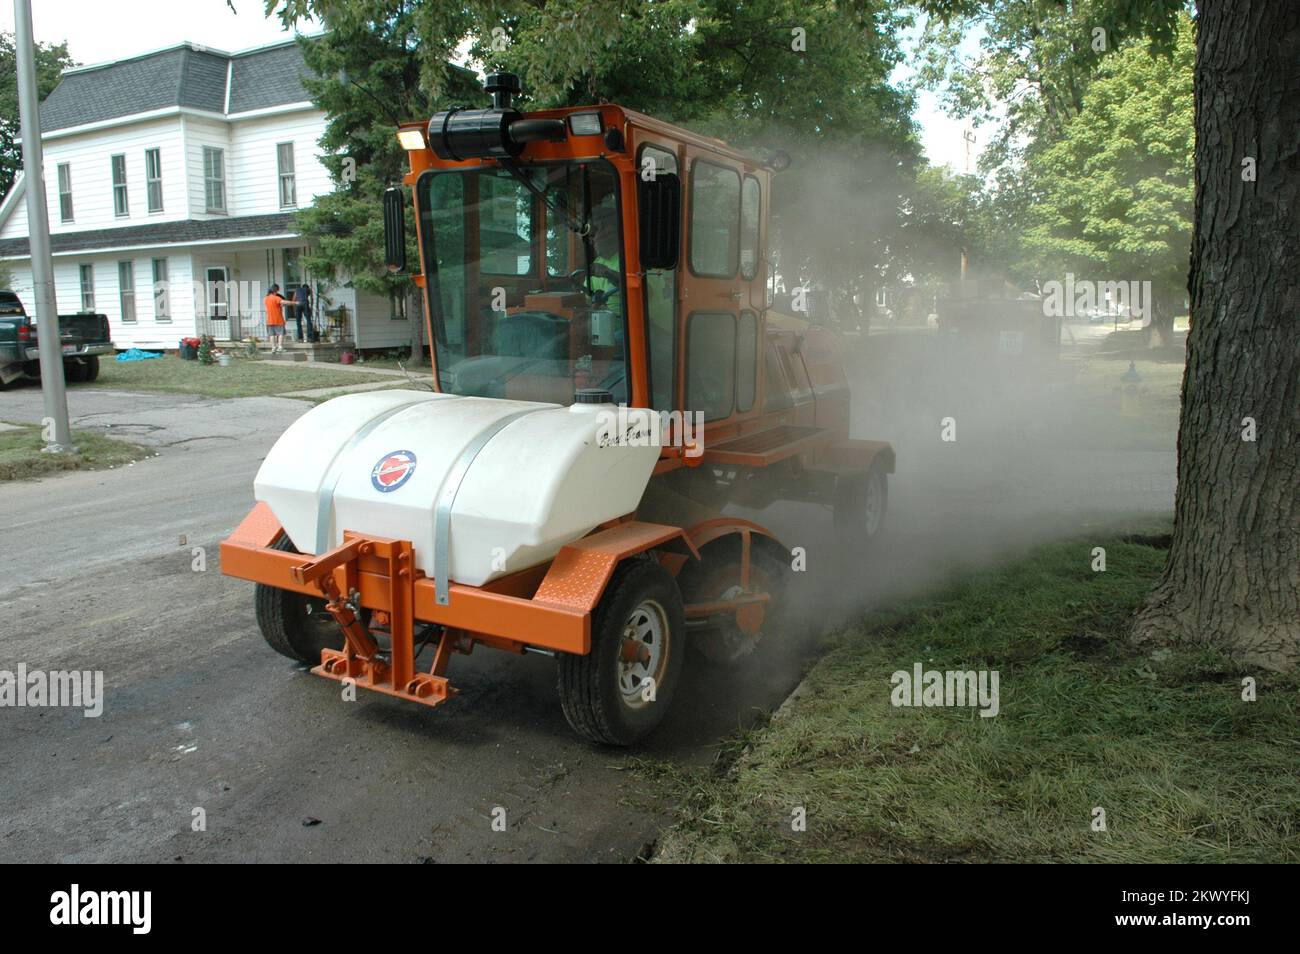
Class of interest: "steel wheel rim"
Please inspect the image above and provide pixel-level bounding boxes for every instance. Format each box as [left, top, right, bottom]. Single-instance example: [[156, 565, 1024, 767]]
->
[[863, 474, 884, 537], [618, 598, 668, 707]]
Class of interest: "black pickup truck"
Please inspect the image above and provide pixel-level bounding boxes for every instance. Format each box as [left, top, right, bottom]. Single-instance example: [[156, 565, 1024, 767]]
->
[[0, 290, 115, 388]]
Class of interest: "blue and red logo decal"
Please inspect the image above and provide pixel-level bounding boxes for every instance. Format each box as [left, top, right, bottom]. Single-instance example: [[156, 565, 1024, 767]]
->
[[371, 449, 417, 493]]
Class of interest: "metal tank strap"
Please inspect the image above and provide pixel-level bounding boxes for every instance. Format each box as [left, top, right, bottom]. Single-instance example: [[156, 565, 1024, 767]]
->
[[314, 400, 430, 554], [434, 407, 544, 605]]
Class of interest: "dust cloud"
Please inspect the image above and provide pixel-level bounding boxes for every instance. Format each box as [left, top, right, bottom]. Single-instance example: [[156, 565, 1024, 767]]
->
[[737, 308, 1182, 642]]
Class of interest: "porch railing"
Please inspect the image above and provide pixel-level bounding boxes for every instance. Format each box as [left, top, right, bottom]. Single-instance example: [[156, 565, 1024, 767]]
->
[[196, 307, 353, 344]]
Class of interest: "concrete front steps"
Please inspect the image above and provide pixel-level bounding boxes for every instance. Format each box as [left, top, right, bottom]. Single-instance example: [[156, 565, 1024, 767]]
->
[[221, 340, 357, 363]]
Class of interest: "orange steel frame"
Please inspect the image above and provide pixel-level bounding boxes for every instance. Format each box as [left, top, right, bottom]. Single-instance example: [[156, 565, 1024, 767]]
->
[[221, 102, 891, 711], [220, 501, 766, 708]]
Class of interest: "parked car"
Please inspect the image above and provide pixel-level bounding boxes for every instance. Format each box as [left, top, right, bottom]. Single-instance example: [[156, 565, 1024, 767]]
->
[[0, 290, 114, 388]]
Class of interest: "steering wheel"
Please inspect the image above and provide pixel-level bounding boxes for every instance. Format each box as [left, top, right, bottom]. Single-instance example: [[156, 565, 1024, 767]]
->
[[568, 263, 621, 287]]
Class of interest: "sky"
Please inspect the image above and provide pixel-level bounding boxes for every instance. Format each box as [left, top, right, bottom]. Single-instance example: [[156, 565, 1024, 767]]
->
[[2, 0, 985, 173]]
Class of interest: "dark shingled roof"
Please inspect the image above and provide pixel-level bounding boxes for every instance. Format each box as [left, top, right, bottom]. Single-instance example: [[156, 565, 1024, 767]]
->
[[230, 44, 312, 113], [0, 213, 298, 259], [39, 41, 314, 133]]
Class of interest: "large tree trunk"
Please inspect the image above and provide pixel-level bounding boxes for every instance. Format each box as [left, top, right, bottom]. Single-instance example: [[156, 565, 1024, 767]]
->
[[1133, 0, 1300, 670], [1144, 285, 1179, 349]]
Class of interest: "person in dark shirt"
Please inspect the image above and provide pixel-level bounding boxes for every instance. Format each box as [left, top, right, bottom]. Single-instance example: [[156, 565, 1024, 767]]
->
[[293, 283, 314, 342]]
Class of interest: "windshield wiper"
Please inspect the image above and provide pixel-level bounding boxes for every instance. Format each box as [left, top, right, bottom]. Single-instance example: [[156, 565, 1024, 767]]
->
[[499, 159, 589, 238]]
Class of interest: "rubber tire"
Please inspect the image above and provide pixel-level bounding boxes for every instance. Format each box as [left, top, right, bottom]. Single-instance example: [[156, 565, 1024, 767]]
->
[[82, 355, 100, 382], [834, 466, 888, 553], [254, 536, 346, 664], [64, 360, 86, 383], [678, 538, 796, 667], [556, 559, 685, 746]]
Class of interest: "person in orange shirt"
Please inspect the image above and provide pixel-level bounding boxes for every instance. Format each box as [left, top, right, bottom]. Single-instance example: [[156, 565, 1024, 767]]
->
[[263, 283, 293, 353]]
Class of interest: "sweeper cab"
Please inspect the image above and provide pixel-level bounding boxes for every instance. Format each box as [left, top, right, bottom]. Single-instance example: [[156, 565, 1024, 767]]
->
[[220, 72, 895, 745]]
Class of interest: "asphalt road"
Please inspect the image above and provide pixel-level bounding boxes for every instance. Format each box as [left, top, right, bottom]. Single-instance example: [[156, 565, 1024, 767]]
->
[[0, 345, 1177, 863], [0, 384, 832, 863]]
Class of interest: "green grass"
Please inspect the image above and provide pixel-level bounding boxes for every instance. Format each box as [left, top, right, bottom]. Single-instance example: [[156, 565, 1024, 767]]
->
[[0, 424, 153, 481], [1053, 355, 1183, 452], [89, 354, 394, 398], [650, 529, 1300, 863]]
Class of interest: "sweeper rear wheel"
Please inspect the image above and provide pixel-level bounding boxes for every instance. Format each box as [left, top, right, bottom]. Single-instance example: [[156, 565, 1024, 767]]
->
[[556, 559, 685, 746], [255, 536, 346, 664], [834, 465, 888, 553]]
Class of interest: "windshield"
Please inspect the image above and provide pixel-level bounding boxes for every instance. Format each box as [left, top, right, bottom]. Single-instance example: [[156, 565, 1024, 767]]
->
[[416, 160, 627, 405]]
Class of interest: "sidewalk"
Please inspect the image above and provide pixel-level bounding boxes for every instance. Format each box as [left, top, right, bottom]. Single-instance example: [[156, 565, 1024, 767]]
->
[[247, 356, 436, 399]]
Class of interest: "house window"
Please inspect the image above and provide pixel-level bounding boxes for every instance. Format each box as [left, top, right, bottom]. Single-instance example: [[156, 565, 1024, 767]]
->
[[283, 247, 304, 288], [57, 163, 73, 222], [203, 146, 226, 212], [875, 287, 888, 308], [390, 289, 407, 320], [118, 261, 136, 322], [152, 258, 170, 321], [79, 264, 94, 311], [111, 154, 128, 216], [145, 148, 163, 213], [277, 142, 296, 208]]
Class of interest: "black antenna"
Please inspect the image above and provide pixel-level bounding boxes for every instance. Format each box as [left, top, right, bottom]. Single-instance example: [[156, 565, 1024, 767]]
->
[[337, 68, 403, 127]]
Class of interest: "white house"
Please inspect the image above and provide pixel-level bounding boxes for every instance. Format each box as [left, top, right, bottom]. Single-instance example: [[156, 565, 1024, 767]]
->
[[0, 39, 408, 351]]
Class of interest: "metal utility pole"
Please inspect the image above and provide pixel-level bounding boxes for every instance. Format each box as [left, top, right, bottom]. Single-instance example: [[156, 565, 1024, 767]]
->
[[960, 128, 976, 283], [14, 0, 74, 453]]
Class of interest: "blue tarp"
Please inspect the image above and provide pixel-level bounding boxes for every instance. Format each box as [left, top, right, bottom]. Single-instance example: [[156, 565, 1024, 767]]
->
[[116, 349, 163, 362]]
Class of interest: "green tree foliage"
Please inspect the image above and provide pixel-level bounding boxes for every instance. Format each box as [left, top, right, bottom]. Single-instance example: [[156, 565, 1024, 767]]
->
[[1023, 16, 1194, 339], [267, 0, 919, 331], [916, 0, 1186, 174], [914, 0, 1191, 338], [0, 32, 75, 198], [897, 164, 983, 285]]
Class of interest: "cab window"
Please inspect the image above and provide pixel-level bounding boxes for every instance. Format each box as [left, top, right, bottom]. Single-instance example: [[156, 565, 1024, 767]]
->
[[640, 143, 679, 411], [479, 173, 533, 276], [686, 311, 735, 421], [737, 310, 758, 412], [739, 176, 761, 281], [689, 160, 739, 278]]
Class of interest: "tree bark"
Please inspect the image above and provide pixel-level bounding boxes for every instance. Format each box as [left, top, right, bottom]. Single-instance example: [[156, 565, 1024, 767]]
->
[[1133, 0, 1300, 670], [1144, 285, 1179, 349]]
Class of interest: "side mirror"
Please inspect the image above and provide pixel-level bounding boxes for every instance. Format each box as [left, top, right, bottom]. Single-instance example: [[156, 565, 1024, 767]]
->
[[638, 172, 680, 270], [383, 186, 407, 273]]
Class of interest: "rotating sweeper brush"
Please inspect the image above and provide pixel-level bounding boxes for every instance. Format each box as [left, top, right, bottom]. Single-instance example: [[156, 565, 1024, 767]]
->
[[221, 72, 895, 745]]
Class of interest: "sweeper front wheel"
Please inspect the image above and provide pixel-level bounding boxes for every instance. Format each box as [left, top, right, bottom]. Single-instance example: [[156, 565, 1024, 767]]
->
[[254, 536, 346, 664], [557, 559, 685, 746]]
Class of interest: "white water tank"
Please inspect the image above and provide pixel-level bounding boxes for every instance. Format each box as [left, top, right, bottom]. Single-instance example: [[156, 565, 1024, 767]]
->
[[252, 390, 661, 587]]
